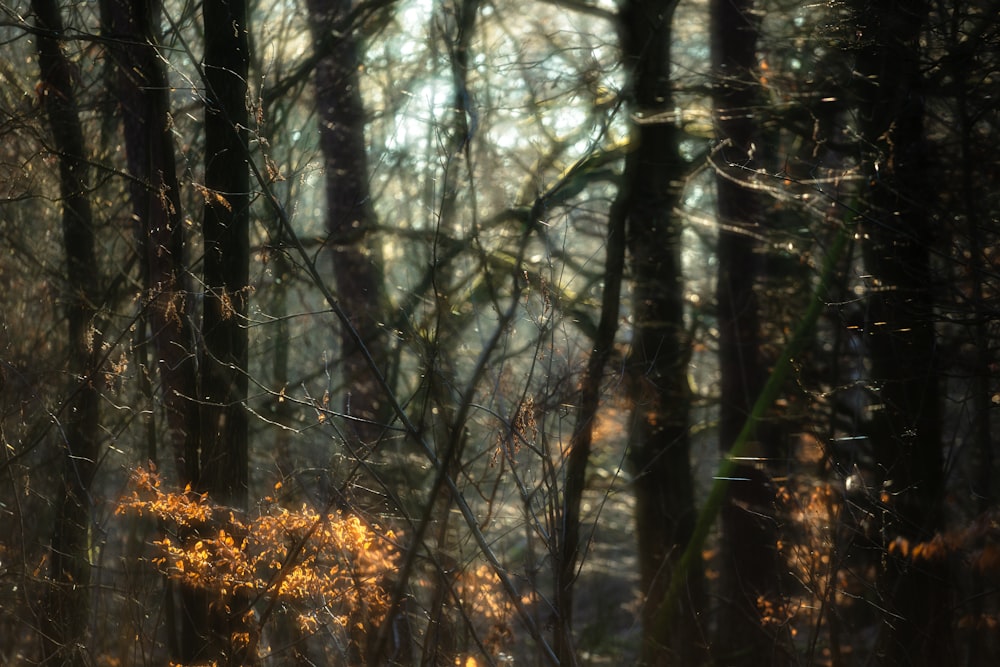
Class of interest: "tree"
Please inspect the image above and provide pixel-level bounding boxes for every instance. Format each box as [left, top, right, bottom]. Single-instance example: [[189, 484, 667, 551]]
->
[[194, 0, 253, 662], [199, 0, 250, 509], [850, 1, 951, 663], [555, 81, 628, 667], [710, 0, 786, 662], [102, 0, 200, 485], [555, 79, 627, 667], [6, 0, 1000, 663], [306, 0, 390, 455], [616, 0, 705, 663], [102, 0, 206, 658], [32, 0, 103, 662]]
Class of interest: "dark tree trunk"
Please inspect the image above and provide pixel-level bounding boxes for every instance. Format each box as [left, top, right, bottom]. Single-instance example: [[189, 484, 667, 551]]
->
[[305, 4, 398, 662], [710, 0, 786, 663], [103, 0, 200, 485], [198, 0, 252, 663], [306, 0, 389, 450], [556, 111, 628, 665], [101, 1, 207, 659], [434, 0, 479, 232], [618, 1, 705, 664], [852, 2, 952, 664], [32, 2, 102, 663], [200, 0, 250, 508]]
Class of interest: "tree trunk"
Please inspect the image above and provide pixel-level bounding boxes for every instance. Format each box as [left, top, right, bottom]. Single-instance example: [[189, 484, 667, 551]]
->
[[102, 1, 208, 659], [200, 0, 250, 508], [710, 0, 786, 663], [618, 1, 705, 664], [103, 0, 200, 486], [305, 4, 398, 661], [32, 2, 102, 663], [306, 0, 389, 452], [199, 0, 252, 662], [556, 120, 627, 666], [851, 2, 952, 664]]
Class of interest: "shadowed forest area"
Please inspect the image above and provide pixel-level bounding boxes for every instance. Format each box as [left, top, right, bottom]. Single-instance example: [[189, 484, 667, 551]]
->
[[1, 0, 999, 664]]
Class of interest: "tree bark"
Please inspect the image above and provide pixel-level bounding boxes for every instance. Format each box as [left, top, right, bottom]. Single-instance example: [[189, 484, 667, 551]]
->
[[617, 1, 705, 664], [852, 2, 952, 664], [306, 0, 389, 451], [200, 0, 250, 508], [198, 0, 252, 662], [101, 1, 214, 660], [556, 132, 627, 665], [103, 0, 201, 486], [32, 2, 103, 663], [710, 0, 786, 663]]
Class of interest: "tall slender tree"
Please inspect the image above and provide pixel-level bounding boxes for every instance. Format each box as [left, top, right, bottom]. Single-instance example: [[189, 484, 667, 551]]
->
[[200, 0, 250, 508], [710, 0, 786, 662], [556, 88, 628, 667], [306, 0, 389, 454], [197, 0, 252, 662], [851, 1, 951, 664], [102, 0, 200, 485], [32, 1, 102, 662], [102, 1, 205, 657], [617, 0, 704, 663]]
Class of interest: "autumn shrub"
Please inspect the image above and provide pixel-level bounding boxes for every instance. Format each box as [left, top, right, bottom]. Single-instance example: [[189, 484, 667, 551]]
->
[[453, 564, 515, 657], [774, 480, 842, 655], [116, 465, 400, 658]]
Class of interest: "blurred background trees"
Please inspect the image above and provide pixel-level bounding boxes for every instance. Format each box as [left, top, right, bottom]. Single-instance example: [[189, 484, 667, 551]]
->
[[0, 0, 998, 664]]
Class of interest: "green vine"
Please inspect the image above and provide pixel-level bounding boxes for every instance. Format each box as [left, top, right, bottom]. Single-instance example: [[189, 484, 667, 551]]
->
[[652, 224, 850, 639]]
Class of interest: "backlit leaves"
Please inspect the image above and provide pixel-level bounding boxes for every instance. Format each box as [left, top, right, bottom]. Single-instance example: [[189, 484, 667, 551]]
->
[[117, 467, 399, 633]]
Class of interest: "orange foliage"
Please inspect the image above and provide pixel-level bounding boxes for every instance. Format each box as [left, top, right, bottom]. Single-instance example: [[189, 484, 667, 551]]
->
[[778, 482, 839, 586], [887, 510, 1000, 572], [756, 595, 798, 637], [773, 480, 843, 640], [454, 564, 514, 655], [974, 544, 1000, 576], [117, 467, 400, 634]]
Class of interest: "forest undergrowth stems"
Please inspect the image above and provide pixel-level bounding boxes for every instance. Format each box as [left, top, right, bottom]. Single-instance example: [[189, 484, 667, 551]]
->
[[654, 222, 849, 638]]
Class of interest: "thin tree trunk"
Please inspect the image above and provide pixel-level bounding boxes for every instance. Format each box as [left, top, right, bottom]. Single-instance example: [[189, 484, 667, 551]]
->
[[710, 1, 786, 663], [32, 1, 102, 663], [198, 0, 252, 662], [103, 0, 200, 486], [852, 2, 951, 664], [200, 0, 250, 508], [417, 1, 481, 664], [617, 1, 705, 664], [306, 0, 389, 451], [556, 146, 627, 665], [954, 10, 995, 663], [101, 2, 206, 659], [305, 4, 400, 662]]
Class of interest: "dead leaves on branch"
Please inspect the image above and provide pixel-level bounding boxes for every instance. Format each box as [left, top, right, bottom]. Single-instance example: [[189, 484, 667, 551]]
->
[[117, 466, 399, 633], [193, 182, 232, 211], [887, 512, 1000, 576]]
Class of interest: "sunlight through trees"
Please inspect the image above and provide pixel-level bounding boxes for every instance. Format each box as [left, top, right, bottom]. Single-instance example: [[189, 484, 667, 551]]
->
[[0, 0, 998, 664]]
